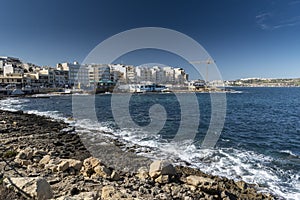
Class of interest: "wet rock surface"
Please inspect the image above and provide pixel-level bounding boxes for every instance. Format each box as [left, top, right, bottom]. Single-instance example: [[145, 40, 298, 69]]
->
[[0, 110, 277, 199]]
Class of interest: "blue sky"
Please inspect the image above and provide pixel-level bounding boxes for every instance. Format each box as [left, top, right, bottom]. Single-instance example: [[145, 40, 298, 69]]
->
[[0, 0, 300, 80]]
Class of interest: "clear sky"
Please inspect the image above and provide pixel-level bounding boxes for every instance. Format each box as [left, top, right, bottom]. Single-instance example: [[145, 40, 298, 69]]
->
[[0, 0, 300, 80]]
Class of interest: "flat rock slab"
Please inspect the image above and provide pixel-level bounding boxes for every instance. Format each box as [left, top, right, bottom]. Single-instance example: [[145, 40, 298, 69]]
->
[[4, 177, 53, 200]]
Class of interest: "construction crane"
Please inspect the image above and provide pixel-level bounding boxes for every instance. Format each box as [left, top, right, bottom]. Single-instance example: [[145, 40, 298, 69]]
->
[[189, 59, 215, 83]]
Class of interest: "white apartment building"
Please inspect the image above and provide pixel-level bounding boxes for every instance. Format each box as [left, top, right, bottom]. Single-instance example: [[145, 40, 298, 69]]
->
[[3, 64, 14, 76], [109, 64, 136, 83], [135, 65, 188, 84], [136, 66, 152, 83], [57, 62, 89, 88], [174, 68, 188, 84]]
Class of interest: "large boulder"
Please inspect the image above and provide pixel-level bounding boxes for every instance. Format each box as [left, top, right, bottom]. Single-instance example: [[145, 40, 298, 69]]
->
[[4, 177, 53, 200], [149, 160, 176, 179], [81, 157, 115, 179]]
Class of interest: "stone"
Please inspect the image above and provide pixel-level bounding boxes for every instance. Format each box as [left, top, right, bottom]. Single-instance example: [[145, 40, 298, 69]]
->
[[235, 180, 248, 191], [56, 191, 99, 200], [33, 150, 47, 157], [149, 160, 176, 179], [136, 166, 149, 181], [94, 165, 111, 178], [4, 177, 53, 200], [83, 157, 102, 168], [67, 159, 82, 171], [16, 147, 33, 160], [58, 160, 69, 172], [155, 175, 169, 184], [101, 186, 115, 199], [186, 175, 214, 187], [110, 171, 120, 181], [15, 158, 32, 166], [73, 191, 99, 200], [39, 155, 51, 166]]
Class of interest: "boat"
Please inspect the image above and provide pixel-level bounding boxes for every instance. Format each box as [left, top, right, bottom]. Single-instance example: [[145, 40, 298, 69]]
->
[[10, 89, 25, 96]]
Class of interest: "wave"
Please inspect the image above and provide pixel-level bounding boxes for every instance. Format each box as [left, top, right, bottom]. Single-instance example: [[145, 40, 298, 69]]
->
[[279, 150, 300, 158]]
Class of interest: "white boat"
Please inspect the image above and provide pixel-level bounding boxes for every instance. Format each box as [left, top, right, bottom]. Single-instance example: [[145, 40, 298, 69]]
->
[[119, 84, 168, 93], [11, 89, 25, 96]]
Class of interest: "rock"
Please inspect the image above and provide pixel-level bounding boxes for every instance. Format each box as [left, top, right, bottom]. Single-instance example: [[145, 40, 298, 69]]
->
[[70, 187, 80, 196], [155, 175, 169, 184], [171, 185, 181, 196], [56, 191, 99, 200], [110, 171, 120, 181], [83, 157, 102, 168], [73, 191, 99, 200], [136, 166, 149, 181], [58, 160, 69, 172], [67, 159, 82, 171], [101, 186, 115, 199], [16, 147, 33, 160], [186, 175, 214, 187], [15, 158, 32, 166], [149, 160, 176, 179], [94, 165, 111, 178], [33, 150, 47, 157], [4, 177, 53, 200], [235, 180, 248, 191], [39, 155, 51, 166]]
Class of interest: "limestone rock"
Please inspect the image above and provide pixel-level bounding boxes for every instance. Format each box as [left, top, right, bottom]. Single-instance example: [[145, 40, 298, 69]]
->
[[56, 191, 99, 200], [83, 157, 102, 169], [186, 175, 214, 187], [136, 166, 149, 181], [235, 180, 248, 191], [149, 160, 176, 179], [101, 186, 115, 199], [4, 177, 53, 200], [155, 175, 169, 184], [15, 158, 32, 166], [110, 170, 120, 181], [94, 165, 111, 178], [67, 159, 82, 171], [16, 147, 34, 160], [39, 155, 51, 166], [58, 160, 69, 172]]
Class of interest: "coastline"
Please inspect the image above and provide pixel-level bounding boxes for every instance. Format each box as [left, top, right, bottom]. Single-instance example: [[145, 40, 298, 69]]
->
[[0, 109, 277, 199]]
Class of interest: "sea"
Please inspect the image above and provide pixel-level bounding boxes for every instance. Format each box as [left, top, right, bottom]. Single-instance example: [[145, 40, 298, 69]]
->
[[0, 87, 299, 199]]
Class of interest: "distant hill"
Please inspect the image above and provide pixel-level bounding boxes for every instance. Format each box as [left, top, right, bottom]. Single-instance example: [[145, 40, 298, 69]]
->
[[225, 78, 300, 87]]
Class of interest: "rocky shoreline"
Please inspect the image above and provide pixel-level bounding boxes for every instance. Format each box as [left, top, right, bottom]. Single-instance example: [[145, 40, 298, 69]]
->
[[0, 110, 277, 200]]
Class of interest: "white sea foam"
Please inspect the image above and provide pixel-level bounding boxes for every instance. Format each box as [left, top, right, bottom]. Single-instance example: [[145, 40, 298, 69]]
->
[[279, 150, 299, 158], [0, 98, 30, 111]]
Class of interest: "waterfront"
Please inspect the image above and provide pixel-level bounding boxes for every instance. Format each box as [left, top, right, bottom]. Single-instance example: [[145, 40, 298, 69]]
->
[[1, 87, 299, 199]]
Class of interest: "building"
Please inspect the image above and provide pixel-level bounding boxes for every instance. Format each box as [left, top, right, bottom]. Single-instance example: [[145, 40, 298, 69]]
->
[[174, 68, 188, 84], [109, 64, 136, 83], [56, 62, 89, 89], [0, 56, 22, 66], [0, 73, 24, 89]]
